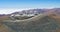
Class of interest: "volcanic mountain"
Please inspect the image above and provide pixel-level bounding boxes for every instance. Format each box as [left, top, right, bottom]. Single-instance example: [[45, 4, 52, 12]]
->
[[0, 13, 60, 32], [0, 8, 60, 32]]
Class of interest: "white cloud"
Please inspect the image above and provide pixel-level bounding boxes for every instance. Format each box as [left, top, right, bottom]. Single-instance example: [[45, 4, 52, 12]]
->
[[0, 8, 19, 14], [0, 8, 33, 14]]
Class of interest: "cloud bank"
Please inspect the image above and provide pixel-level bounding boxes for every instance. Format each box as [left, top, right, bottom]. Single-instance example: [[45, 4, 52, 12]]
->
[[0, 8, 33, 14]]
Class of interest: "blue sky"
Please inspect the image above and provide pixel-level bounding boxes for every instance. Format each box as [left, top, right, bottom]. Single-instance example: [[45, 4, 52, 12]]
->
[[0, 0, 60, 14]]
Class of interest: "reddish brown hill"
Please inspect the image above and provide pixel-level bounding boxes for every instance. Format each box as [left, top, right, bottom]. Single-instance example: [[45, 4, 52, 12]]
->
[[0, 16, 9, 21]]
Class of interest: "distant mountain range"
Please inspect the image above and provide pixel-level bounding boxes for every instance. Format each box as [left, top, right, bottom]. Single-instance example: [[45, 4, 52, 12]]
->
[[11, 8, 60, 15], [11, 9, 47, 14], [0, 8, 60, 16]]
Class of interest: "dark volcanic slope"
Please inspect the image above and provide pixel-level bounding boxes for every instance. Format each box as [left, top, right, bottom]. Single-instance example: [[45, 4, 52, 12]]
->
[[2, 14, 60, 32]]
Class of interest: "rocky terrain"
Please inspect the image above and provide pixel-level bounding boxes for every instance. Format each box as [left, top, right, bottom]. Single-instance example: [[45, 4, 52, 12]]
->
[[0, 13, 60, 32], [0, 8, 60, 32]]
